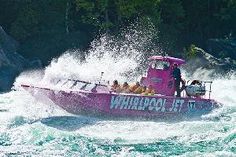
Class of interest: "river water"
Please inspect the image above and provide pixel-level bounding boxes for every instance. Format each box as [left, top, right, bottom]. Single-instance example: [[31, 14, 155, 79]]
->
[[0, 34, 235, 156]]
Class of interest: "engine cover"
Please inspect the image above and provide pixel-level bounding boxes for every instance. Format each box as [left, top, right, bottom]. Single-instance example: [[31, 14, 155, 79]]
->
[[185, 84, 206, 97]]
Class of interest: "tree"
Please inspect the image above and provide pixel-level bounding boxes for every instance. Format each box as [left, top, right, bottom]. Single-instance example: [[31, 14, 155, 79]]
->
[[159, 0, 185, 52], [10, 2, 40, 41]]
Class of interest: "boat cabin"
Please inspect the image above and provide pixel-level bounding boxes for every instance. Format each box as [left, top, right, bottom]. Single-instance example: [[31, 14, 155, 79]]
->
[[140, 56, 185, 96]]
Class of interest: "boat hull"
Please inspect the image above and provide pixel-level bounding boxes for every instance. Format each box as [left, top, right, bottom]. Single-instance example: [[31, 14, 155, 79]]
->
[[21, 85, 221, 119]]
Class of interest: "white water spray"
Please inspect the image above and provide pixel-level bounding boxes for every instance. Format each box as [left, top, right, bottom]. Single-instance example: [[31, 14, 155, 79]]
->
[[3, 24, 236, 156]]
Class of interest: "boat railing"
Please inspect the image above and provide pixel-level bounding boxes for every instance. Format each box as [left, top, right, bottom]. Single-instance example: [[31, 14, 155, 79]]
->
[[52, 78, 109, 92], [201, 81, 213, 99], [185, 80, 213, 99]]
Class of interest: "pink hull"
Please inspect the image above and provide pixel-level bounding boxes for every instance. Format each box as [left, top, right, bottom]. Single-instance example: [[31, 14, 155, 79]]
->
[[21, 85, 221, 119]]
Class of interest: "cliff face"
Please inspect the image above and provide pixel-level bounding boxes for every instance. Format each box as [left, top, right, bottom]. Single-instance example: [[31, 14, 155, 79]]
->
[[0, 26, 41, 92], [0, 24, 235, 91], [207, 39, 236, 60], [184, 46, 236, 78]]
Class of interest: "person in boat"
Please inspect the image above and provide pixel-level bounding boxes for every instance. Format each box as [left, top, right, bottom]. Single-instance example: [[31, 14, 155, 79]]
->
[[142, 86, 147, 93], [146, 85, 155, 95], [129, 81, 144, 94], [142, 85, 155, 95], [129, 81, 140, 93], [172, 63, 182, 97], [111, 80, 121, 92], [134, 84, 145, 94], [191, 80, 201, 85], [121, 82, 130, 93]]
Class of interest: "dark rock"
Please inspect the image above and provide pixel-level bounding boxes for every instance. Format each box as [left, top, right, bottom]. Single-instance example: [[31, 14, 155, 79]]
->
[[18, 31, 89, 65], [184, 47, 236, 75], [0, 26, 42, 92], [30, 59, 43, 69], [0, 26, 27, 70], [0, 26, 18, 53], [207, 39, 236, 60]]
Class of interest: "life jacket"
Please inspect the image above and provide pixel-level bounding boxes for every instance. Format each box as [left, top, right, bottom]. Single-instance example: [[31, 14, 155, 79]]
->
[[111, 84, 121, 92], [142, 88, 155, 95], [129, 84, 139, 92], [121, 85, 130, 93], [134, 86, 144, 94]]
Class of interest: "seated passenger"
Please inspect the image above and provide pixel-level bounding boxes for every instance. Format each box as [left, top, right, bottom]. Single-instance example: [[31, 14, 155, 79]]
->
[[142, 86, 147, 93], [134, 84, 145, 94], [134, 86, 143, 94], [190, 80, 201, 85], [121, 82, 130, 93], [141, 86, 146, 95], [111, 80, 121, 92], [142, 85, 155, 95], [129, 82, 140, 93]]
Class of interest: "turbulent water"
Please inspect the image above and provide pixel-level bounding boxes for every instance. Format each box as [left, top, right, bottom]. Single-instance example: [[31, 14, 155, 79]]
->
[[1, 32, 236, 156]]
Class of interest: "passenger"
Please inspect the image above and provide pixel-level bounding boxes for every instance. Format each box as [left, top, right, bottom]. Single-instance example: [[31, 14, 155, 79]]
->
[[129, 82, 140, 93], [121, 82, 130, 93], [191, 80, 201, 85], [134, 84, 145, 94], [142, 85, 155, 95], [111, 80, 121, 92], [141, 86, 147, 95], [142, 86, 147, 93], [172, 63, 182, 97]]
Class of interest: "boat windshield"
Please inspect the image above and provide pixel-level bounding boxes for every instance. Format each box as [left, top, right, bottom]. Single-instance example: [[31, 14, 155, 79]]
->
[[54, 80, 68, 88], [52, 79, 101, 91], [150, 61, 170, 70], [72, 81, 86, 90], [82, 83, 95, 91], [63, 80, 75, 88]]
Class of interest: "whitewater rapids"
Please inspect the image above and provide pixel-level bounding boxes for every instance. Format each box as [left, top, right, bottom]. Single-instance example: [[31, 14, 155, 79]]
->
[[0, 33, 235, 156]]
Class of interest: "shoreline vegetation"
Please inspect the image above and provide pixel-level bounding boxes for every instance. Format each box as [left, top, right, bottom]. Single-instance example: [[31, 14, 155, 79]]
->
[[0, 0, 236, 91], [0, 0, 236, 64]]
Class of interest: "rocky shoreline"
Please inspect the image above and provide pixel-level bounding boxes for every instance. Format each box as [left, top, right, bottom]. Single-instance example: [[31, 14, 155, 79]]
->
[[0, 26, 235, 92], [0, 26, 41, 92]]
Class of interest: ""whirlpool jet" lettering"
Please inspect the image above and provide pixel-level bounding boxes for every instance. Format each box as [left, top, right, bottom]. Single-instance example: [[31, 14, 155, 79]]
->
[[110, 95, 168, 112]]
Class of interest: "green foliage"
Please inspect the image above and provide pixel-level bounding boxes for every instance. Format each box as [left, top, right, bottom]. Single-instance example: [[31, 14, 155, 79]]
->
[[10, 6, 39, 41], [74, 0, 161, 32], [116, 0, 138, 19], [183, 44, 198, 59], [159, 0, 185, 52], [115, 0, 160, 24], [75, 0, 112, 31], [0, 0, 235, 62]]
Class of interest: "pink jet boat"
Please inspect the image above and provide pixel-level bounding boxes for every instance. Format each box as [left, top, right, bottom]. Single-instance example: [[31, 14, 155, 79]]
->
[[20, 56, 221, 119]]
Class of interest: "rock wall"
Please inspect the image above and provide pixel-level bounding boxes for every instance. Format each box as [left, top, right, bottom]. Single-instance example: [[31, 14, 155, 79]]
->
[[0, 26, 41, 92], [207, 39, 236, 60], [184, 46, 236, 77]]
